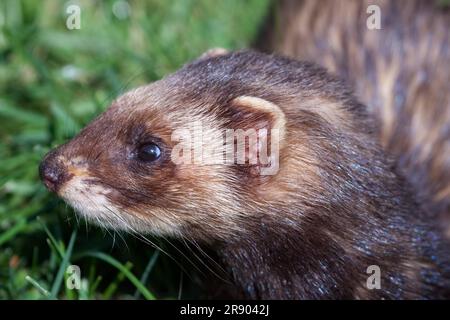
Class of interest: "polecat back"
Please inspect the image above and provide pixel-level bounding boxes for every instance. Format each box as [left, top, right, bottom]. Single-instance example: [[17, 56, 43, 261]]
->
[[268, 0, 450, 234]]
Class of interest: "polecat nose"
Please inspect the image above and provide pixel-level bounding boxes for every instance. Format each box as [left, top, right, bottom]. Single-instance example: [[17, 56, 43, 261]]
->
[[39, 151, 68, 193]]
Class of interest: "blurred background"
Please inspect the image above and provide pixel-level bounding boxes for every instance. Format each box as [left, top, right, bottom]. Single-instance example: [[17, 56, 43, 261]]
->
[[0, 0, 271, 299]]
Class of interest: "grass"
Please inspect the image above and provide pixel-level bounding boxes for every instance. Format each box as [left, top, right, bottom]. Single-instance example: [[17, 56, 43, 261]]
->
[[0, 0, 270, 299]]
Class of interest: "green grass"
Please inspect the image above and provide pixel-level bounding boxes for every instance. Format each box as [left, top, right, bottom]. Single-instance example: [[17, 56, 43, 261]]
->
[[0, 0, 270, 299]]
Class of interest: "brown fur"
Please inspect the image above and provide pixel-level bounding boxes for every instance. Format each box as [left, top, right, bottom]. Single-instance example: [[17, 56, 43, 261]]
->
[[265, 0, 450, 234], [40, 49, 450, 299], [38, 0, 450, 300]]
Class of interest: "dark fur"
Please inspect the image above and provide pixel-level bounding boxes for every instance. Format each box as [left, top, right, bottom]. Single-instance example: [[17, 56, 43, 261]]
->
[[266, 0, 450, 233], [42, 50, 450, 299], [40, 0, 450, 300], [179, 52, 450, 299]]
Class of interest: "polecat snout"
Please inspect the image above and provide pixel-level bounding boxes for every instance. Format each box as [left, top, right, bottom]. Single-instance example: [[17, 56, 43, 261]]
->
[[40, 50, 450, 299]]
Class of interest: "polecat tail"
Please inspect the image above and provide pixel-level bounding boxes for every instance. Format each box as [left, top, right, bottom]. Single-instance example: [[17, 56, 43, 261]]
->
[[263, 0, 450, 234]]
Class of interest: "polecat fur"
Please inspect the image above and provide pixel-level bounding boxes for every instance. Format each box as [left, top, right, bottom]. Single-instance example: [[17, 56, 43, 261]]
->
[[268, 0, 450, 234], [39, 1, 450, 299]]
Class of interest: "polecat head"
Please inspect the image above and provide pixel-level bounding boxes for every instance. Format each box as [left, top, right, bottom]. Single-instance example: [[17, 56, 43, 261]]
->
[[39, 50, 379, 242]]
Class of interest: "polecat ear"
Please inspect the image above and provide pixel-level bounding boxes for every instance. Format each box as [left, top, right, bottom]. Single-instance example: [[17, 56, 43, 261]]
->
[[197, 48, 229, 60], [230, 96, 286, 137], [227, 96, 286, 176]]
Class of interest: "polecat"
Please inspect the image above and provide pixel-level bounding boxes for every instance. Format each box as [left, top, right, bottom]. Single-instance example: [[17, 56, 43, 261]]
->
[[268, 0, 450, 234], [39, 3, 450, 299]]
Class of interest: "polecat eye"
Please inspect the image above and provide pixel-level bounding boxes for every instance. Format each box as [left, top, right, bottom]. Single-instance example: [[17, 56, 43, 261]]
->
[[137, 143, 161, 162]]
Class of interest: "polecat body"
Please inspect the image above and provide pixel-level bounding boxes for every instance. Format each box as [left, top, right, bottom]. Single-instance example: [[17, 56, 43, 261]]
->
[[269, 0, 450, 233], [39, 1, 450, 299]]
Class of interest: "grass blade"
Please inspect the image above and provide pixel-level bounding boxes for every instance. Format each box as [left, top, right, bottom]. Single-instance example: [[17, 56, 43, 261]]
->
[[25, 275, 50, 298], [0, 218, 27, 246], [79, 251, 156, 300], [134, 250, 159, 299], [50, 229, 77, 299]]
